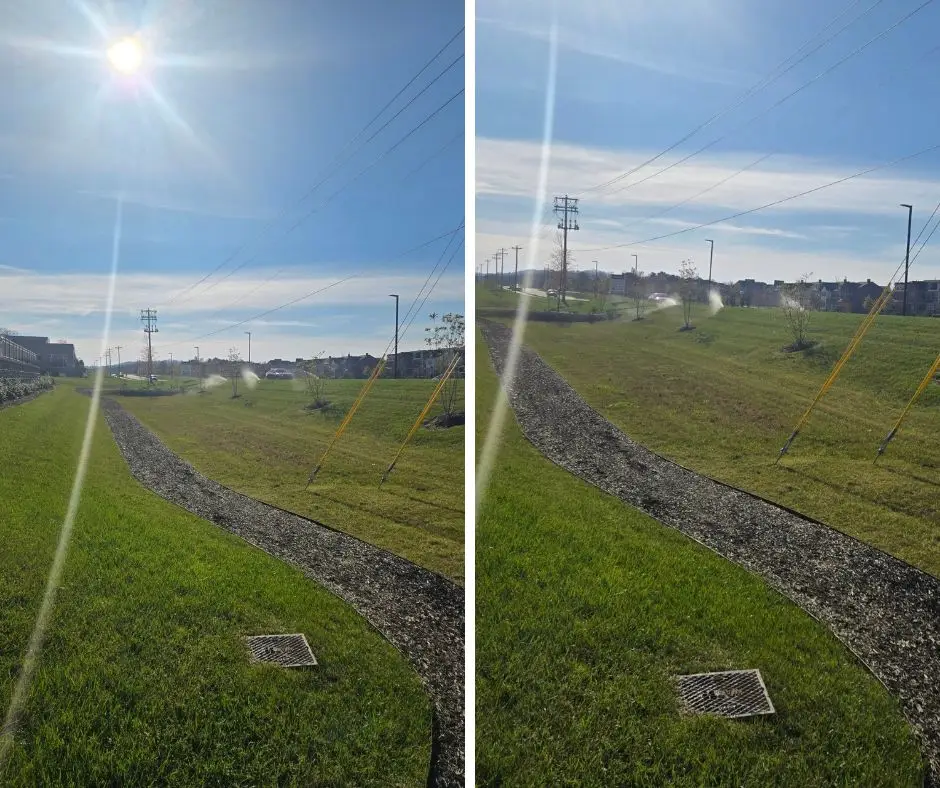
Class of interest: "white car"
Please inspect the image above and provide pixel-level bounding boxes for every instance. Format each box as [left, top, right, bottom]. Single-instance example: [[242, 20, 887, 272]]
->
[[265, 368, 294, 380]]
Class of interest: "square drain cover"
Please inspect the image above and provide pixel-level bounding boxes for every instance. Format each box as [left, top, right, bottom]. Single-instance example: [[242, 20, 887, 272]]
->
[[245, 634, 317, 668], [676, 669, 774, 718]]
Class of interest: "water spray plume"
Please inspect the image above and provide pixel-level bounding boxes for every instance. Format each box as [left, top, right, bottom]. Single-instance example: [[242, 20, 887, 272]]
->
[[241, 366, 260, 389], [1, 198, 123, 766], [708, 289, 724, 316]]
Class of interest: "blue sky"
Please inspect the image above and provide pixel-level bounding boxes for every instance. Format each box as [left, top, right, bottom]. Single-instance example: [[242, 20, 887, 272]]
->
[[476, 0, 940, 288], [0, 0, 464, 365]]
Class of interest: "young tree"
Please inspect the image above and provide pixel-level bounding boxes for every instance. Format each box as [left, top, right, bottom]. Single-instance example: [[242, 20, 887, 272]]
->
[[228, 347, 241, 397], [679, 259, 698, 329], [302, 351, 329, 407], [632, 269, 647, 321], [549, 231, 573, 308], [425, 312, 465, 418], [781, 273, 814, 350]]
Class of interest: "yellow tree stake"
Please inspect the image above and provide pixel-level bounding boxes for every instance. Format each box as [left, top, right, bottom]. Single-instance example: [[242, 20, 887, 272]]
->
[[874, 351, 940, 462], [381, 352, 461, 484], [776, 286, 893, 464], [306, 357, 386, 486]]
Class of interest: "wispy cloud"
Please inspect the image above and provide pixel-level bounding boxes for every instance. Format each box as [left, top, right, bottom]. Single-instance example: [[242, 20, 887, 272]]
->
[[0, 269, 464, 318], [477, 137, 940, 219], [477, 0, 753, 85]]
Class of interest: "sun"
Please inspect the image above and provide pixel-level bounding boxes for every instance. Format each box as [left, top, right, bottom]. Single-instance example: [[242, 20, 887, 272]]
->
[[107, 37, 144, 75]]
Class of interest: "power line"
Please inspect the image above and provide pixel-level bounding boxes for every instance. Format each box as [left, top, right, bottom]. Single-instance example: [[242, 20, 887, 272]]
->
[[183, 86, 462, 311], [581, 0, 888, 196], [199, 128, 465, 321], [599, 0, 936, 202], [575, 138, 940, 253], [159, 223, 463, 352], [162, 26, 464, 308], [183, 57, 464, 302], [398, 231, 465, 343]]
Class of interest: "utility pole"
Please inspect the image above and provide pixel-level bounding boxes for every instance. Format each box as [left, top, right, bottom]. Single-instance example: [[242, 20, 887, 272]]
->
[[105, 348, 112, 377], [495, 248, 507, 290], [511, 245, 523, 291], [114, 345, 122, 378], [389, 294, 399, 379], [554, 195, 580, 306], [244, 331, 251, 366], [706, 239, 715, 293], [593, 259, 598, 299], [140, 308, 158, 382], [901, 204, 913, 317], [485, 257, 491, 289]]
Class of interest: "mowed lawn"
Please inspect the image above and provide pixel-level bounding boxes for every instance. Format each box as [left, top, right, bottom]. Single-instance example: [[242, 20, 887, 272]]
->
[[0, 386, 430, 786], [475, 332, 925, 786], [116, 377, 464, 582], [515, 305, 940, 577]]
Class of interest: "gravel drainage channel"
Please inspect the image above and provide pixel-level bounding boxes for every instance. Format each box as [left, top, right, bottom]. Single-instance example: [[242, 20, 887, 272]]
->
[[480, 318, 940, 785], [96, 394, 464, 788]]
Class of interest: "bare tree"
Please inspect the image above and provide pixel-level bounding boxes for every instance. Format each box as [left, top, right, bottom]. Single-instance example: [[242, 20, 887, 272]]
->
[[781, 273, 814, 350], [425, 312, 465, 419], [549, 231, 573, 307], [679, 259, 698, 329], [228, 347, 241, 397], [632, 269, 647, 321], [302, 351, 329, 408]]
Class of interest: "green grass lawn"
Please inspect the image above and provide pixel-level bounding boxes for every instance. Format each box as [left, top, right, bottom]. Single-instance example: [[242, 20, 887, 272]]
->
[[0, 385, 430, 786], [113, 376, 465, 583], [475, 331, 925, 786], [511, 304, 940, 577]]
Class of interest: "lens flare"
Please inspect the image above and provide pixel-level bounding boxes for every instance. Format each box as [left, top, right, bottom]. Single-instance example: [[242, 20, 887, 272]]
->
[[107, 37, 143, 75]]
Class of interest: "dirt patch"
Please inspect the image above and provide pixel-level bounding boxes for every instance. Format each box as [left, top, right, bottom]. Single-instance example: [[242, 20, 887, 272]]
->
[[782, 340, 818, 353], [304, 399, 331, 411], [480, 318, 940, 786], [424, 412, 465, 429], [678, 324, 696, 332], [93, 394, 465, 788]]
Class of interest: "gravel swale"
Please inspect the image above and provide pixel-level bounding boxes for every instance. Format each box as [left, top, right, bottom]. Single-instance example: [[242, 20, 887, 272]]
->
[[481, 318, 939, 785], [97, 394, 465, 788]]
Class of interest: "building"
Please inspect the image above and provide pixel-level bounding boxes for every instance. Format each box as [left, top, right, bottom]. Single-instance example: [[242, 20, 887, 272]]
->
[[891, 279, 940, 316], [7, 336, 80, 376]]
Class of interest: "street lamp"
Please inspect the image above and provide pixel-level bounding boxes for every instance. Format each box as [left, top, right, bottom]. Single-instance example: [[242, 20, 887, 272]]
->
[[900, 204, 913, 317], [389, 294, 399, 379], [245, 331, 251, 366]]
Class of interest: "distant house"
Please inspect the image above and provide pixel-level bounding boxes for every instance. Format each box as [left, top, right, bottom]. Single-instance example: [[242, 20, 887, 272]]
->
[[891, 279, 940, 316]]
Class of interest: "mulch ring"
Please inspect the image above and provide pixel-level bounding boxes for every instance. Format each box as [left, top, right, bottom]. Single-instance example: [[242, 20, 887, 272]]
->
[[480, 317, 940, 786]]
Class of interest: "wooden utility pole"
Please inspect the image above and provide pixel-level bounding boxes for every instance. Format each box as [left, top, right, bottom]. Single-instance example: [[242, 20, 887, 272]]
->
[[512, 245, 523, 291]]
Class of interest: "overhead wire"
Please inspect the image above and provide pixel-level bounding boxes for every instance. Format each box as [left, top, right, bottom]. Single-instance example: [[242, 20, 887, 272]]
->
[[574, 138, 940, 254], [596, 0, 936, 203], [161, 25, 464, 308], [580, 0, 888, 197]]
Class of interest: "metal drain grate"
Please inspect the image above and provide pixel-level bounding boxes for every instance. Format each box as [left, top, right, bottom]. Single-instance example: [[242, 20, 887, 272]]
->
[[675, 669, 774, 718], [244, 634, 317, 668]]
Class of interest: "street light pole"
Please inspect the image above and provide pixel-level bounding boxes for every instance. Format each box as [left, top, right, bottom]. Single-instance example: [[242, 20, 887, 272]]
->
[[245, 331, 251, 366], [194, 346, 200, 385], [593, 259, 598, 298], [706, 239, 714, 291], [900, 204, 913, 317], [389, 294, 399, 379]]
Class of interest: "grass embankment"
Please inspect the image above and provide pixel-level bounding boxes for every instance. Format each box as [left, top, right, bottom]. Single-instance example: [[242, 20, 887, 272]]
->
[[515, 305, 940, 577], [115, 377, 465, 583], [0, 386, 430, 786], [475, 331, 925, 786]]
